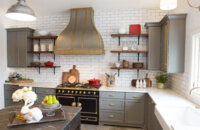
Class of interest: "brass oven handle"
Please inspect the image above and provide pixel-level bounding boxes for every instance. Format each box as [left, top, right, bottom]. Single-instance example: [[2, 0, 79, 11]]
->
[[109, 115, 114, 118], [109, 94, 114, 97], [109, 104, 115, 106], [132, 96, 137, 98], [77, 102, 82, 107], [72, 102, 76, 107]]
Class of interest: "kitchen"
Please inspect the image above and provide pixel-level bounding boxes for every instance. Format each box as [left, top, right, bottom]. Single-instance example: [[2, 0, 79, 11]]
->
[[1, 0, 200, 130]]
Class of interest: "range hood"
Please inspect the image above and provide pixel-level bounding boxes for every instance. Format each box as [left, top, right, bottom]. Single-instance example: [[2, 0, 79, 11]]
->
[[54, 8, 104, 55]]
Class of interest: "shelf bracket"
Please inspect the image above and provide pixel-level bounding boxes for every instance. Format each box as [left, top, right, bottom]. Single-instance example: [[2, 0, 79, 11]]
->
[[137, 69, 139, 78], [53, 68, 56, 75], [118, 69, 120, 77], [118, 36, 121, 46], [118, 53, 120, 61], [38, 67, 40, 74]]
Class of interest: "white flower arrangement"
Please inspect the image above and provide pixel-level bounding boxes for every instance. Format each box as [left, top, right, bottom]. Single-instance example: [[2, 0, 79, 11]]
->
[[12, 87, 37, 103]]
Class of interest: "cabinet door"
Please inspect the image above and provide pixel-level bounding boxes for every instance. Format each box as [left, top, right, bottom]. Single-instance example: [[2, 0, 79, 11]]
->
[[18, 31, 28, 67], [160, 23, 168, 71], [125, 100, 144, 124], [148, 26, 161, 70], [7, 31, 18, 67]]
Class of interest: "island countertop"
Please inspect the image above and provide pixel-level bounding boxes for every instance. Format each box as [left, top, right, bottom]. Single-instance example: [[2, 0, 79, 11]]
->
[[0, 106, 81, 130]]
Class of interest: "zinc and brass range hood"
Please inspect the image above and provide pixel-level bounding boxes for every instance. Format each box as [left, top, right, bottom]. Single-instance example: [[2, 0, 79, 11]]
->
[[54, 7, 104, 55]]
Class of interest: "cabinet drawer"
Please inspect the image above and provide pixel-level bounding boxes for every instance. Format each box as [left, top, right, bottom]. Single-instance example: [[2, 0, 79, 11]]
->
[[100, 91, 125, 99], [125, 92, 145, 101], [5, 85, 22, 92], [100, 110, 124, 123], [5, 99, 23, 107], [35, 88, 55, 95], [100, 99, 124, 111]]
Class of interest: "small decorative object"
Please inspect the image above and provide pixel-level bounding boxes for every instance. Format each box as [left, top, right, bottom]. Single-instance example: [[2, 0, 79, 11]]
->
[[115, 62, 120, 68], [136, 80, 140, 88], [12, 87, 43, 123], [44, 61, 54, 67], [129, 24, 141, 35], [40, 43, 46, 51], [123, 60, 129, 68], [118, 27, 126, 34], [105, 72, 116, 87], [139, 80, 143, 88], [48, 43, 54, 51], [131, 42, 137, 50], [143, 79, 146, 88], [31, 62, 41, 67], [7, 72, 33, 83], [38, 30, 50, 36], [33, 43, 39, 52], [156, 73, 167, 89], [133, 62, 144, 69]]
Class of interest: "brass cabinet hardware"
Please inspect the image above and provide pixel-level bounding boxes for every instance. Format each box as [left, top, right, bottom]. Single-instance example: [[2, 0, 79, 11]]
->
[[77, 102, 82, 107], [42, 90, 49, 93], [109, 115, 114, 118], [109, 104, 115, 106], [109, 94, 114, 97], [72, 102, 76, 107], [132, 96, 137, 98]]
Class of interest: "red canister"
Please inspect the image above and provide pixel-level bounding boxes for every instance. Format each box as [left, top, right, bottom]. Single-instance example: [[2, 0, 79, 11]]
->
[[129, 24, 141, 35]]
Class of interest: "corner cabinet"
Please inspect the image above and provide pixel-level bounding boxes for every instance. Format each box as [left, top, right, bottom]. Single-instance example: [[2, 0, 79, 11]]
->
[[7, 28, 34, 67], [145, 14, 186, 73]]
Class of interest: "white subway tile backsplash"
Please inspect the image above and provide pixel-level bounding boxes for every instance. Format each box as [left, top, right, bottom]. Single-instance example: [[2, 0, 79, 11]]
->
[[7, 9, 169, 87]]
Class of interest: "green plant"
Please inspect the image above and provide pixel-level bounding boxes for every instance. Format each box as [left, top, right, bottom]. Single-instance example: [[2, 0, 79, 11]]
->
[[156, 73, 167, 83]]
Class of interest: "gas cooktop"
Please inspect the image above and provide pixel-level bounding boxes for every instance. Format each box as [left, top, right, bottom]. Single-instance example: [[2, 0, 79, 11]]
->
[[56, 83, 101, 90]]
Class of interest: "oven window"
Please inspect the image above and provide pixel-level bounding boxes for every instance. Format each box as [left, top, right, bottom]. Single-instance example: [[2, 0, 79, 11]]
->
[[78, 97, 98, 115], [57, 96, 75, 106]]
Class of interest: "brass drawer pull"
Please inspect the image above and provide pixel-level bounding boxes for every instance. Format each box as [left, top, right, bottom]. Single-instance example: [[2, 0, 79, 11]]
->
[[77, 102, 82, 107], [72, 102, 76, 107], [109, 115, 114, 118], [42, 90, 49, 93], [109, 104, 115, 106], [109, 94, 114, 97], [132, 96, 137, 98]]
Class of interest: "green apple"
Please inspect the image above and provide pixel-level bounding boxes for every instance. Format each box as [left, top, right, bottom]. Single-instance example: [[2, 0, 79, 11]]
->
[[43, 96, 48, 104]]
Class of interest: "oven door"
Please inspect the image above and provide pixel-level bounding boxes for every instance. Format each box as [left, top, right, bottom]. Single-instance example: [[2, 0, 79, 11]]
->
[[77, 97, 98, 115], [57, 95, 76, 107]]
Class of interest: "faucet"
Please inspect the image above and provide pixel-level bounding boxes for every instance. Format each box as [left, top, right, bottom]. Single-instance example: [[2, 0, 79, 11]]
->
[[189, 87, 200, 95]]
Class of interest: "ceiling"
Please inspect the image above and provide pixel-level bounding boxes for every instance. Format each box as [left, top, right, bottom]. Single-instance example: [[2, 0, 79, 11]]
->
[[1, 0, 162, 15]]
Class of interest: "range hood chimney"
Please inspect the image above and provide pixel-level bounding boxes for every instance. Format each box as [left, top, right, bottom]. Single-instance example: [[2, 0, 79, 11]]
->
[[54, 8, 104, 55]]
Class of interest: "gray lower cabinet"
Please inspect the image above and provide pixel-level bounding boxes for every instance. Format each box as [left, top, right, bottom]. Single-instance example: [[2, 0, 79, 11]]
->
[[100, 91, 145, 128], [4, 85, 55, 107], [7, 28, 34, 67], [147, 96, 162, 130]]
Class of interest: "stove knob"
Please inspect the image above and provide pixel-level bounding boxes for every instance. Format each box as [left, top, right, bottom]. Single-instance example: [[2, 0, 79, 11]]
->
[[75, 91, 78, 94], [67, 90, 70, 94], [93, 92, 96, 95], [79, 91, 82, 94], [58, 90, 61, 93], [88, 91, 91, 94], [71, 91, 74, 94], [62, 90, 65, 93], [83, 91, 86, 94]]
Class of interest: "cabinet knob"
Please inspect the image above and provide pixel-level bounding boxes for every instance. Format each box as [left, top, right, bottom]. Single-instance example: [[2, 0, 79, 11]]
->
[[109, 115, 114, 118], [109, 104, 115, 106], [132, 96, 137, 98], [109, 94, 114, 97]]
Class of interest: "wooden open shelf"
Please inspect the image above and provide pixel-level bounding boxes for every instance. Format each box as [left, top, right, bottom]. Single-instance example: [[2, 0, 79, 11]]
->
[[111, 50, 148, 53], [111, 67, 147, 70], [111, 34, 148, 37], [27, 51, 54, 54], [28, 36, 58, 39], [28, 66, 60, 68]]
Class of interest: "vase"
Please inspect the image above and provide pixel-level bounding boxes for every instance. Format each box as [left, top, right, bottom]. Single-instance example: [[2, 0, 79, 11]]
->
[[157, 83, 165, 89]]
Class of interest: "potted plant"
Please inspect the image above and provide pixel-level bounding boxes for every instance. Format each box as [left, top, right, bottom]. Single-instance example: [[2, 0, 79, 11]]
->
[[156, 73, 167, 89]]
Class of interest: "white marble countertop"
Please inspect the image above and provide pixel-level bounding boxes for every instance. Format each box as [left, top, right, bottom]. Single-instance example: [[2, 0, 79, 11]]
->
[[4, 82, 59, 88]]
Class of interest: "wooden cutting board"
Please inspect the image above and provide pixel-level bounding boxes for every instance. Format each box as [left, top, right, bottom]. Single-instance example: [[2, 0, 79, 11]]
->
[[62, 72, 70, 83], [69, 65, 79, 83]]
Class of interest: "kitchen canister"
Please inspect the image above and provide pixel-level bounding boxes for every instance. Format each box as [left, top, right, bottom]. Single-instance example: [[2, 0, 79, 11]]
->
[[129, 24, 141, 35], [33, 43, 39, 52], [48, 43, 54, 51], [40, 43, 46, 51]]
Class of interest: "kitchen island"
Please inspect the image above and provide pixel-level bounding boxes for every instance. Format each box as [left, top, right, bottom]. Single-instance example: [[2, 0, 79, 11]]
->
[[0, 105, 81, 130]]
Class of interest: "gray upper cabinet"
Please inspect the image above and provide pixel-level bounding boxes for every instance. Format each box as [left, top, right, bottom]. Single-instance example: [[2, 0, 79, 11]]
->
[[145, 23, 161, 70], [7, 28, 34, 67], [145, 14, 186, 73]]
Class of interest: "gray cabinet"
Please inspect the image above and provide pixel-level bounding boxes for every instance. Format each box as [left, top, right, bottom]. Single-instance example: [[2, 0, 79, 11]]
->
[[100, 91, 146, 128], [7, 28, 34, 67], [145, 23, 161, 70], [145, 14, 186, 73], [35, 87, 55, 103], [147, 96, 162, 130]]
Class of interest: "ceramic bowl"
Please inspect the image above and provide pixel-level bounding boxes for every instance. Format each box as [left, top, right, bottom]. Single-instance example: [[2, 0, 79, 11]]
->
[[38, 31, 50, 36]]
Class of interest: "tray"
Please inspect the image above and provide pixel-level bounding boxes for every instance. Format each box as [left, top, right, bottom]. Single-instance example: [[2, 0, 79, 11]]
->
[[8, 108, 66, 128], [11, 79, 34, 83]]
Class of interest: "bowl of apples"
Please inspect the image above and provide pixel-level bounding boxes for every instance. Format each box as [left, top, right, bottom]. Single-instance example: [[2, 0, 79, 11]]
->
[[40, 95, 61, 116]]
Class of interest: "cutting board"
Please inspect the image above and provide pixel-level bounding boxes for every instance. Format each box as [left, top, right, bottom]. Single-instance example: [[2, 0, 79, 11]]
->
[[69, 65, 79, 83], [62, 65, 79, 83]]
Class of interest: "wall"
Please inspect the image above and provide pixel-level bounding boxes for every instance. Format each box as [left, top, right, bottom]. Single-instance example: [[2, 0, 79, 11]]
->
[[6, 9, 169, 87], [168, 2, 200, 104]]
